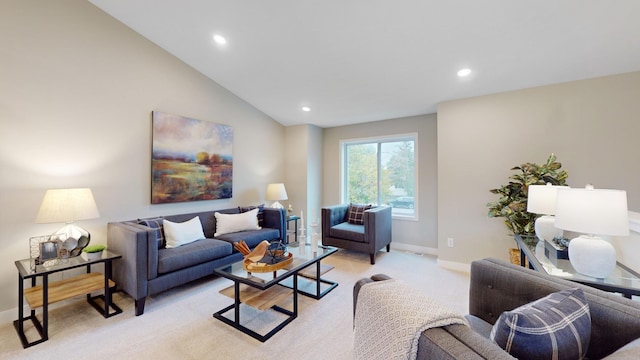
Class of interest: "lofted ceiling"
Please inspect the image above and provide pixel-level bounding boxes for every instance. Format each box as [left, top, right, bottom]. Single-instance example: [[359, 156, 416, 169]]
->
[[89, 0, 640, 128]]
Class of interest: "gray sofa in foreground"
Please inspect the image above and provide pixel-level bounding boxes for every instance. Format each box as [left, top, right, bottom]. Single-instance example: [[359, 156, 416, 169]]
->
[[108, 207, 286, 315], [354, 258, 640, 359]]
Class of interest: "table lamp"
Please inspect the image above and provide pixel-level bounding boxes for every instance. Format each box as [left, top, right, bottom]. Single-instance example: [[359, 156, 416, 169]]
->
[[265, 183, 288, 209], [527, 183, 567, 242], [35, 188, 100, 255], [554, 185, 629, 278]]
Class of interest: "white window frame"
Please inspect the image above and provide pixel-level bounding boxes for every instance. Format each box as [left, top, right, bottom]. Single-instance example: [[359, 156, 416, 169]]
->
[[340, 132, 418, 220]]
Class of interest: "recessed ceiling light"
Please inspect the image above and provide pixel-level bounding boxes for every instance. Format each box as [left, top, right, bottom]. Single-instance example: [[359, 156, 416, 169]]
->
[[213, 34, 227, 45], [301, 106, 311, 112], [457, 68, 472, 77]]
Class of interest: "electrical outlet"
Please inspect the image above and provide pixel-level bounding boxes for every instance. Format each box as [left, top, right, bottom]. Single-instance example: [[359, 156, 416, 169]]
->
[[447, 238, 454, 247]]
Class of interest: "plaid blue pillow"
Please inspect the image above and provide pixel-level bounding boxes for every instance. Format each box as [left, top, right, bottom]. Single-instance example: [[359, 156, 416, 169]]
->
[[347, 203, 372, 225], [490, 288, 591, 360], [138, 217, 165, 249]]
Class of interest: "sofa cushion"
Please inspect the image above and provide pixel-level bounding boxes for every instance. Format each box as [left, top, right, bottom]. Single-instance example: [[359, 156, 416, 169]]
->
[[163, 216, 206, 248], [239, 204, 265, 227], [138, 217, 165, 249], [214, 208, 261, 237], [490, 288, 591, 360], [157, 238, 232, 274], [330, 222, 365, 243], [215, 228, 280, 249], [347, 203, 371, 225]]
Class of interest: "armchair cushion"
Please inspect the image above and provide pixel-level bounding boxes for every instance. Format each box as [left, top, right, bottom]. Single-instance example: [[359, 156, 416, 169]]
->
[[490, 288, 591, 360], [347, 203, 372, 225], [330, 222, 365, 243]]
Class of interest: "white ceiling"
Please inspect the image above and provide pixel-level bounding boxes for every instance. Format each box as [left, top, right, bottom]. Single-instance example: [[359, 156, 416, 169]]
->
[[89, 0, 640, 128]]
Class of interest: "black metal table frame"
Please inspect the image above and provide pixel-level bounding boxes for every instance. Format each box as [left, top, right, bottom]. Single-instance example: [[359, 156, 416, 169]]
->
[[514, 235, 640, 299], [213, 272, 298, 342], [13, 255, 123, 348], [213, 246, 337, 342], [283, 260, 338, 300]]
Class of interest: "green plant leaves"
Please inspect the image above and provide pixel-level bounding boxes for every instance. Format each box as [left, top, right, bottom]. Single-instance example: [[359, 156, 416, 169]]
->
[[487, 153, 569, 236]]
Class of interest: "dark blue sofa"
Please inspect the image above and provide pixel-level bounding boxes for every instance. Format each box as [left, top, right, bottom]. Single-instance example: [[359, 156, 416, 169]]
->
[[107, 207, 286, 315]]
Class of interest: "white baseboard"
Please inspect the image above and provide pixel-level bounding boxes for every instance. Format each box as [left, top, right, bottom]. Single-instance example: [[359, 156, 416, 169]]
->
[[391, 242, 470, 273], [391, 242, 438, 256], [436, 258, 471, 273], [0, 307, 15, 326]]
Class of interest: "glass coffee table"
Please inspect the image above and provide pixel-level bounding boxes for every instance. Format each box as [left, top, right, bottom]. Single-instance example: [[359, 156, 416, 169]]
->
[[514, 235, 640, 298], [213, 244, 338, 342]]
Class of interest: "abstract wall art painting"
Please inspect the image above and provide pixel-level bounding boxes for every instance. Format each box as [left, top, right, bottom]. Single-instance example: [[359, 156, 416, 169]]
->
[[151, 111, 233, 204]]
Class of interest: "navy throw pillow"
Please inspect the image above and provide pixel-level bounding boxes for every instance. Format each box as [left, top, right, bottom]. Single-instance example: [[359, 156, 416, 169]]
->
[[490, 288, 591, 360], [138, 217, 165, 249]]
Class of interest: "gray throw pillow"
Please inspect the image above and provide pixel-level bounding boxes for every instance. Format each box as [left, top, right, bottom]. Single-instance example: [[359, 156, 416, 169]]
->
[[490, 288, 591, 360]]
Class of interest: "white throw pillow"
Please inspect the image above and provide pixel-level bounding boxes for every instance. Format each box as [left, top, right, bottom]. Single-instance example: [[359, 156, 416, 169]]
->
[[214, 208, 261, 237], [163, 216, 205, 248]]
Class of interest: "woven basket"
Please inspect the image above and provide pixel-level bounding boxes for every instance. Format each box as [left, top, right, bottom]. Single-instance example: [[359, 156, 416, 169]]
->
[[243, 253, 293, 273], [509, 248, 522, 266]]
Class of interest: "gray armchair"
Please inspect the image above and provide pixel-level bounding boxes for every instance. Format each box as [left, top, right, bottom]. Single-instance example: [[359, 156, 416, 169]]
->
[[321, 204, 392, 264]]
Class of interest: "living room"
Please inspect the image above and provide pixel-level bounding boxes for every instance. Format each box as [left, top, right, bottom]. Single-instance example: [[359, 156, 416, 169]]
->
[[2, 0, 640, 358]]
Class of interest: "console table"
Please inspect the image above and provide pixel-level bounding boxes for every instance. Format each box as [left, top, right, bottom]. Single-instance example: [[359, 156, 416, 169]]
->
[[13, 251, 122, 348], [514, 235, 640, 298]]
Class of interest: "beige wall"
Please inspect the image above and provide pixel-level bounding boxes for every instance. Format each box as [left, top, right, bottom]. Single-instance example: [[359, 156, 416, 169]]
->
[[0, 0, 285, 316], [284, 125, 323, 234], [323, 114, 438, 252], [437, 72, 640, 267]]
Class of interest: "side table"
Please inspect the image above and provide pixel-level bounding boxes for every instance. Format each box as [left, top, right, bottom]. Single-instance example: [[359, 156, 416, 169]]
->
[[13, 250, 123, 348]]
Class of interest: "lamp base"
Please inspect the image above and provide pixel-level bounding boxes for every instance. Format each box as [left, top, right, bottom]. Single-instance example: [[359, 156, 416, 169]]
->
[[54, 223, 91, 257], [568, 235, 616, 279], [534, 215, 563, 242], [270, 201, 284, 209]]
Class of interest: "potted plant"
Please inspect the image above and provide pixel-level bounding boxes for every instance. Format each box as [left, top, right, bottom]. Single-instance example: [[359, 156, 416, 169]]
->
[[82, 244, 106, 261], [487, 153, 568, 238]]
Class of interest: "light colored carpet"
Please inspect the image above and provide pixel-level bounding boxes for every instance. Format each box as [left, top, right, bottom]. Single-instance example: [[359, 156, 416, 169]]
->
[[0, 250, 470, 359]]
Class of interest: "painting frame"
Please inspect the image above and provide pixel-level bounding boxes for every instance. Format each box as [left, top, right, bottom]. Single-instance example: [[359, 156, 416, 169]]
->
[[151, 111, 233, 204]]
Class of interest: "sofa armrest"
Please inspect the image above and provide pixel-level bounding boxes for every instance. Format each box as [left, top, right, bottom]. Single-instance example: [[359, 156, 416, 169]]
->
[[353, 274, 392, 318], [363, 206, 392, 249], [353, 274, 513, 359], [262, 208, 286, 242], [107, 222, 156, 302]]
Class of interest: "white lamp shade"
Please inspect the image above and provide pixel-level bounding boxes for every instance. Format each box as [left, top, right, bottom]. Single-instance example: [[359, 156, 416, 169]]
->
[[36, 188, 100, 224], [265, 183, 288, 201], [555, 187, 629, 236], [527, 184, 566, 215]]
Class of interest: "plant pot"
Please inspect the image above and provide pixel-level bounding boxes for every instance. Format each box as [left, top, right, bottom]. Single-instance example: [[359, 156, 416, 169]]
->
[[83, 250, 103, 261]]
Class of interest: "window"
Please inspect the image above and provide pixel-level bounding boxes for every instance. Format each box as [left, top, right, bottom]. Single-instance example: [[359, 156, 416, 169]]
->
[[342, 134, 417, 218]]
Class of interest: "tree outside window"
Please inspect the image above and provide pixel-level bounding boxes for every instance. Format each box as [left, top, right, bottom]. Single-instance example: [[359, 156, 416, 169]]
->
[[343, 135, 416, 218]]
